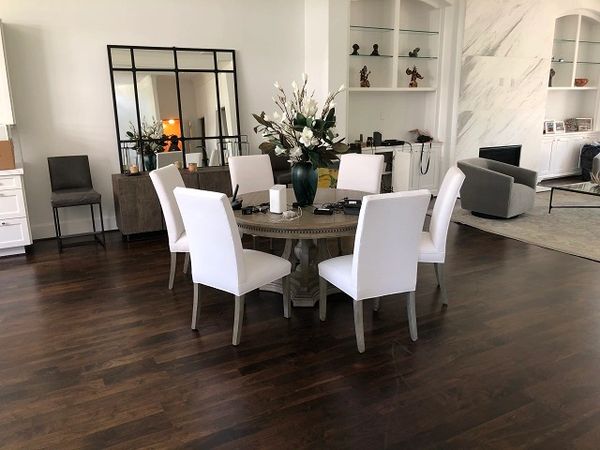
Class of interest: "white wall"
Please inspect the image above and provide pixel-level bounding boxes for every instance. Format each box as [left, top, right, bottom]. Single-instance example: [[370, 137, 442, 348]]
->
[[453, 0, 600, 170], [0, 0, 305, 239]]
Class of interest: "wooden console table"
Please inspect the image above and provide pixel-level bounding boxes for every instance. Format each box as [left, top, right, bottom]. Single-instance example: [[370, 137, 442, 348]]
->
[[112, 166, 232, 237]]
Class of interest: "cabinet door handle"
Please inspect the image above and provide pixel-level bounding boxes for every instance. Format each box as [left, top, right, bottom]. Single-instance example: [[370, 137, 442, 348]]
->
[[1, 221, 7, 226]]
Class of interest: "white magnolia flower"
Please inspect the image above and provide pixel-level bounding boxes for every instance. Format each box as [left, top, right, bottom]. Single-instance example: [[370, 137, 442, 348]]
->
[[291, 80, 298, 92], [272, 111, 280, 121], [274, 81, 280, 89], [337, 84, 345, 93], [289, 146, 303, 160], [301, 98, 318, 118], [275, 146, 287, 156], [299, 127, 314, 147]]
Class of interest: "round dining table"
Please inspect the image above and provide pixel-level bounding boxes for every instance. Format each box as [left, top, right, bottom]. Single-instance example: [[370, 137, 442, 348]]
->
[[234, 188, 368, 307]]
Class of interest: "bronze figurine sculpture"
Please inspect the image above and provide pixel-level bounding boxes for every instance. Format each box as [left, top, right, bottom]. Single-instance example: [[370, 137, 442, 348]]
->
[[406, 66, 423, 87], [360, 65, 371, 88]]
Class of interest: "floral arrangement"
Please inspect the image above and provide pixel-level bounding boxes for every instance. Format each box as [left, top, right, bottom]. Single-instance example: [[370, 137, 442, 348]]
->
[[126, 119, 167, 156], [253, 73, 348, 168]]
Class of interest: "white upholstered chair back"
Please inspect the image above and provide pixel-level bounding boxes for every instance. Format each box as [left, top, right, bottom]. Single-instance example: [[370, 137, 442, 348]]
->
[[352, 190, 430, 300], [149, 164, 186, 249], [429, 166, 465, 253], [228, 154, 274, 195], [336, 153, 384, 194], [174, 187, 246, 293]]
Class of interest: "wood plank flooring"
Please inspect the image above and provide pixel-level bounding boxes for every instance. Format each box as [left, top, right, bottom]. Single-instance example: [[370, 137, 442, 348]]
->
[[1, 224, 600, 449]]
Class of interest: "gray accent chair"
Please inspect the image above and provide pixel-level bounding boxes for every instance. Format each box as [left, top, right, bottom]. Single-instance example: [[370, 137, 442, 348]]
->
[[457, 158, 537, 219], [48, 155, 105, 252]]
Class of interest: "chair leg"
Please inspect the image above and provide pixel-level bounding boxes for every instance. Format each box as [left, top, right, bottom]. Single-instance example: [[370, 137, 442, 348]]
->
[[232, 295, 245, 346], [52, 207, 62, 253], [183, 252, 190, 274], [90, 204, 96, 233], [373, 297, 380, 312], [353, 301, 365, 353], [168, 253, 177, 290], [337, 237, 343, 256], [434, 263, 448, 305], [407, 291, 418, 341], [319, 277, 327, 321], [98, 202, 106, 248], [191, 283, 201, 330], [282, 276, 291, 319]]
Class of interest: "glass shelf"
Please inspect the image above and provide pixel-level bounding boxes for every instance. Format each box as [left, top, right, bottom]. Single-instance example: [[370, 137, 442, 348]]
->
[[552, 60, 574, 64], [554, 60, 600, 65], [555, 38, 600, 44], [398, 29, 439, 35], [350, 54, 393, 58], [398, 55, 438, 59], [350, 25, 394, 32]]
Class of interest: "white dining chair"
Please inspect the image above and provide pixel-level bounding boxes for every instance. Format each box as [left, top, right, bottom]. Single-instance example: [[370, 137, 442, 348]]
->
[[174, 187, 292, 345], [149, 164, 190, 290], [336, 153, 385, 194], [419, 166, 465, 304], [318, 190, 430, 353], [228, 154, 275, 195]]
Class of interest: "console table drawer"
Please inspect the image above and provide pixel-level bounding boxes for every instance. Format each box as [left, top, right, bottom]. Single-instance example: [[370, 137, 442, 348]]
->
[[0, 217, 31, 249], [0, 189, 26, 219], [0, 175, 21, 191]]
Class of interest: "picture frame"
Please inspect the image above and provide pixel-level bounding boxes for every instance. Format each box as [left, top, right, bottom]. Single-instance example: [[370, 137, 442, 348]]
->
[[554, 120, 566, 133], [576, 117, 593, 132], [544, 120, 555, 134]]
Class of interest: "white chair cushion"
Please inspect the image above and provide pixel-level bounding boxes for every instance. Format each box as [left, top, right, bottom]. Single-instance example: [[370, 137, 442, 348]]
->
[[318, 255, 357, 300], [170, 232, 189, 253], [419, 231, 444, 263], [236, 250, 292, 296]]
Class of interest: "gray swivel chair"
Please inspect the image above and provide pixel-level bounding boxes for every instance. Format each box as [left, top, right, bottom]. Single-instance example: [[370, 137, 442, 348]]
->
[[48, 155, 105, 252], [457, 158, 537, 219]]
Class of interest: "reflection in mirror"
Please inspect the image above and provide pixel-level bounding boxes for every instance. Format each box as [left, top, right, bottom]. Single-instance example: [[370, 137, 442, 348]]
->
[[114, 71, 137, 139], [133, 49, 174, 69], [179, 73, 219, 140], [185, 138, 213, 168], [217, 52, 234, 70], [111, 48, 131, 69], [218, 73, 239, 136], [134, 71, 180, 142], [177, 51, 214, 70]]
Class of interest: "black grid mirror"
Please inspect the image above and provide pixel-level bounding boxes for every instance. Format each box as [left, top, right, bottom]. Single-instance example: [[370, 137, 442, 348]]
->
[[108, 45, 244, 173]]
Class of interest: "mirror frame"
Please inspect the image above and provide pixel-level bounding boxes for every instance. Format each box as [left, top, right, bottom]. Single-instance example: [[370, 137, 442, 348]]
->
[[107, 45, 242, 172]]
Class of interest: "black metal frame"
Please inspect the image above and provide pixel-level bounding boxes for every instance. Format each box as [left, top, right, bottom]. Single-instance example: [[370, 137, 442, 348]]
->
[[52, 203, 106, 252], [107, 45, 243, 173], [548, 185, 600, 213]]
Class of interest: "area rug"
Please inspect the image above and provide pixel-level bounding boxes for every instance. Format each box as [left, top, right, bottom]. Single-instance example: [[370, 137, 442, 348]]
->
[[451, 189, 600, 262]]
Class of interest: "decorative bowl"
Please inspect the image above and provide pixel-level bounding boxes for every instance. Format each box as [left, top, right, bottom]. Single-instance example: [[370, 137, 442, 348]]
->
[[575, 78, 589, 87]]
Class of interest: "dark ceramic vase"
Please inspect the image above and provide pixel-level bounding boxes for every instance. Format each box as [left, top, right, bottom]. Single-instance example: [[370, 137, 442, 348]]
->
[[143, 153, 156, 171], [291, 161, 318, 207]]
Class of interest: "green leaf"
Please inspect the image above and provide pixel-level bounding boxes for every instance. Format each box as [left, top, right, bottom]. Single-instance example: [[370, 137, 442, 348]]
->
[[332, 142, 349, 154], [293, 113, 307, 128], [259, 141, 276, 153]]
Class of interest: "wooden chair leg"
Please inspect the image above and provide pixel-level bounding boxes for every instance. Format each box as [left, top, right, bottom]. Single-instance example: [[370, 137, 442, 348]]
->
[[168, 253, 177, 290], [434, 263, 448, 305], [319, 277, 327, 321], [353, 301, 365, 353], [232, 295, 245, 346], [191, 283, 201, 330], [282, 276, 291, 319], [183, 252, 190, 274], [407, 291, 418, 341]]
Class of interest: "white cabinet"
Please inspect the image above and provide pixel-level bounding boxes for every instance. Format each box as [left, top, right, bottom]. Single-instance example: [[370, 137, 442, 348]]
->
[[0, 168, 31, 256], [539, 132, 599, 180], [0, 20, 15, 125], [366, 142, 441, 194]]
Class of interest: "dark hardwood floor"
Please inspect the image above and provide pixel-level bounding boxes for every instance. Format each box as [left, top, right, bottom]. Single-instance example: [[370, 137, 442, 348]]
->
[[1, 224, 600, 449]]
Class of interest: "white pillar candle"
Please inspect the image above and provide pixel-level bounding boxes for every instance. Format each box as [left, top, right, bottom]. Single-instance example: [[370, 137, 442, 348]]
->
[[269, 184, 287, 214]]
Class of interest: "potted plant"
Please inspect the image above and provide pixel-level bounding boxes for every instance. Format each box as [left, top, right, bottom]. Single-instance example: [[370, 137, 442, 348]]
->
[[126, 119, 167, 171], [253, 74, 348, 206]]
